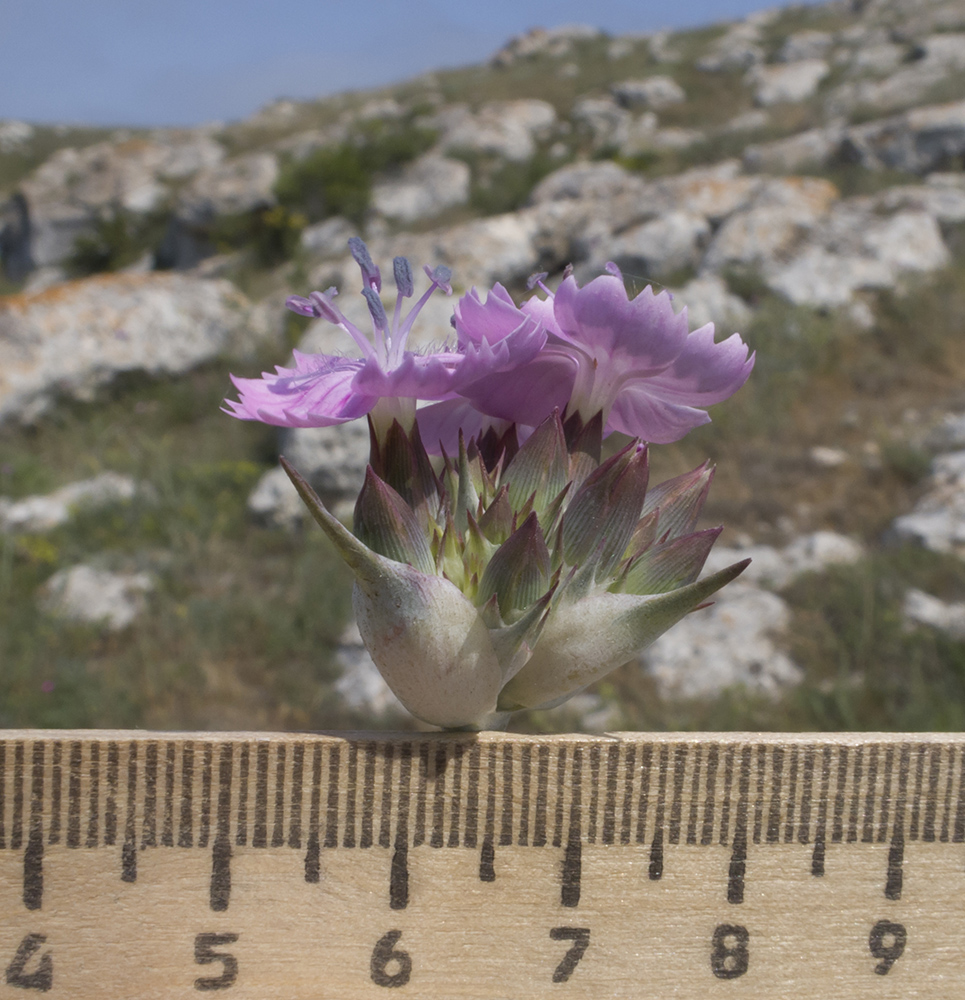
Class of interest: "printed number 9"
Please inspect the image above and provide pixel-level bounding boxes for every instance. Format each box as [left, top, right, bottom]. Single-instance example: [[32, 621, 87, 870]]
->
[[869, 921, 906, 976]]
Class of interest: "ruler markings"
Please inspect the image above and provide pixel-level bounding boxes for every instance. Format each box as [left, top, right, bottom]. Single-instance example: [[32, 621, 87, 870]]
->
[[178, 741, 194, 848], [234, 743, 248, 847], [517, 744, 531, 847], [619, 743, 635, 846], [48, 742, 62, 847], [379, 742, 394, 850], [448, 743, 464, 848], [811, 747, 831, 876], [562, 745, 582, 908], [719, 745, 735, 846], [701, 743, 719, 846], [752, 744, 765, 845], [463, 742, 480, 849], [390, 744, 411, 910], [766, 746, 782, 843], [875, 746, 890, 843], [87, 742, 101, 849], [634, 743, 651, 846], [499, 743, 513, 847], [686, 745, 701, 846], [342, 743, 358, 847], [0, 741, 6, 849], [831, 745, 847, 844], [602, 743, 618, 846], [924, 745, 941, 842], [289, 742, 305, 849], [533, 744, 549, 848], [10, 735, 965, 925], [273, 743, 288, 850], [649, 745, 668, 880], [411, 743, 428, 848], [198, 743, 212, 849], [121, 742, 137, 883], [954, 745, 965, 842], [480, 743, 496, 876]]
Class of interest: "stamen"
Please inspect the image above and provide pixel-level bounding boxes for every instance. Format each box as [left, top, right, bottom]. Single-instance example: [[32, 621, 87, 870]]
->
[[285, 295, 316, 317], [423, 264, 452, 295], [527, 271, 548, 290], [393, 257, 414, 298], [349, 237, 382, 292], [604, 261, 622, 278], [362, 287, 388, 333], [307, 290, 342, 324]]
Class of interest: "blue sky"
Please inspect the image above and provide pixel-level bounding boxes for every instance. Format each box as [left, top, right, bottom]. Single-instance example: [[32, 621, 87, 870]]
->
[[1, 0, 800, 128]]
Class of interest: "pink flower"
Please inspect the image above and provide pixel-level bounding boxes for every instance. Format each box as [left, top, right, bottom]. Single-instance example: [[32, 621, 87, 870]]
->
[[463, 266, 755, 445], [223, 240, 545, 438]]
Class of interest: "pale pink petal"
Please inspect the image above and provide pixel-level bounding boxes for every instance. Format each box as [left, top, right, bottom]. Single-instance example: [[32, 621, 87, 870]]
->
[[607, 384, 712, 444]]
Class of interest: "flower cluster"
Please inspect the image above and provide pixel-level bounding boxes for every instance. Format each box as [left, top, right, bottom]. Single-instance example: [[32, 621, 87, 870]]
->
[[226, 241, 754, 729]]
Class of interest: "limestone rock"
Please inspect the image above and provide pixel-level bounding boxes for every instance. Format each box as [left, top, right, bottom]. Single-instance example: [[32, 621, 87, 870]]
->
[[0, 473, 142, 533], [371, 155, 471, 222], [903, 588, 965, 639], [777, 30, 833, 63], [0, 273, 250, 423], [671, 274, 753, 330], [528, 160, 642, 204], [177, 152, 278, 224], [892, 450, 965, 555], [607, 211, 710, 279], [439, 100, 557, 161], [642, 583, 801, 699], [300, 216, 355, 257], [750, 59, 830, 106], [611, 76, 686, 109], [743, 124, 846, 173], [40, 564, 154, 630]]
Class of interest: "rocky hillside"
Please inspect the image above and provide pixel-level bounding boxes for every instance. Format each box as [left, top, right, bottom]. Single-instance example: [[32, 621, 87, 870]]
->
[[4, 0, 965, 733]]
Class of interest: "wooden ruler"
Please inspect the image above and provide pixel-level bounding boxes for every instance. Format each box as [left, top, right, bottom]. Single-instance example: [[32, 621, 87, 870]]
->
[[1, 731, 964, 998]]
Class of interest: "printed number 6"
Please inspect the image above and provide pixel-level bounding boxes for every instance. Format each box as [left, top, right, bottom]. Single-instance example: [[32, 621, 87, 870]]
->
[[371, 930, 412, 988], [194, 933, 239, 991]]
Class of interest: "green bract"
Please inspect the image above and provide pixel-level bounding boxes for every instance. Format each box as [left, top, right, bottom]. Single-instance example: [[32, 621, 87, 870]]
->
[[281, 411, 748, 730]]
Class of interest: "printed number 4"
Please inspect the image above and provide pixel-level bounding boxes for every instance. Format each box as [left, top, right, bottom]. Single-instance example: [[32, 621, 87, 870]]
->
[[5, 934, 53, 992], [194, 933, 239, 991]]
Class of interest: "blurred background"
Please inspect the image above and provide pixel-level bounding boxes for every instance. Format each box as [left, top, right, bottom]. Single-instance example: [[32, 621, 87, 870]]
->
[[3, 0, 965, 734]]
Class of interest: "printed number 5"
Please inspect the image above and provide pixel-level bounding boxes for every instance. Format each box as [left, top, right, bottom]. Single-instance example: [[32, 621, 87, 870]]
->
[[550, 927, 590, 983], [194, 933, 239, 991]]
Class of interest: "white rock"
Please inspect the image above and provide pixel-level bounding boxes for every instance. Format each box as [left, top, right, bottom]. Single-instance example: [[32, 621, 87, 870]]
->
[[810, 445, 849, 468], [743, 125, 845, 172], [528, 160, 641, 203], [648, 161, 760, 223], [903, 588, 965, 639], [892, 450, 965, 555], [40, 564, 154, 630], [777, 30, 833, 63], [300, 216, 355, 257], [0, 473, 141, 533], [571, 97, 632, 150], [0, 273, 250, 424], [439, 100, 556, 162], [334, 622, 406, 718], [642, 584, 802, 700], [611, 76, 686, 109], [371, 155, 471, 222], [608, 211, 710, 279], [0, 119, 34, 153], [670, 274, 752, 330], [177, 152, 279, 223], [766, 246, 893, 307], [862, 210, 950, 274], [750, 59, 830, 106], [703, 531, 864, 591]]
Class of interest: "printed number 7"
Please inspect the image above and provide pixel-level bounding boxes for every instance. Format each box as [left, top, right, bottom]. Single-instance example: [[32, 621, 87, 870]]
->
[[550, 927, 590, 983]]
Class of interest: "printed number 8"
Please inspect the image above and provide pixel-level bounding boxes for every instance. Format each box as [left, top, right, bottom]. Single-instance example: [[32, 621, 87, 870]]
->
[[711, 924, 749, 980]]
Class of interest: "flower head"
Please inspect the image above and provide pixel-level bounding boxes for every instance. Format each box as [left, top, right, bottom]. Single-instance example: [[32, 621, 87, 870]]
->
[[462, 266, 755, 445], [223, 240, 546, 441]]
